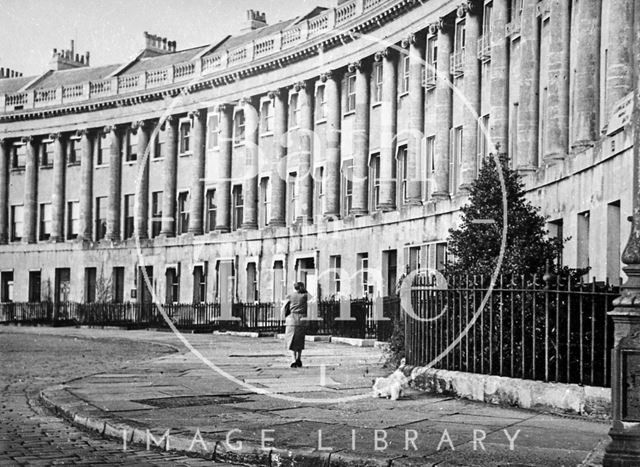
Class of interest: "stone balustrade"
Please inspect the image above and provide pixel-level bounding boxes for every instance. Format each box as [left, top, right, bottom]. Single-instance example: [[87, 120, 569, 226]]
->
[[0, 0, 399, 114]]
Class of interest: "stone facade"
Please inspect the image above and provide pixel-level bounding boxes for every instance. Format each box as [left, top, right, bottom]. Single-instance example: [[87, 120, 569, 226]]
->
[[0, 0, 634, 305]]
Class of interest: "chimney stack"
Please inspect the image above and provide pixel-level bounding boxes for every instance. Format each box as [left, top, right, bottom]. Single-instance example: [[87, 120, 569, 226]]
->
[[141, 31, 177, 57], [49, 40, 90, 70], [242, 9, 268, 32], [0, 67, 24, 79]]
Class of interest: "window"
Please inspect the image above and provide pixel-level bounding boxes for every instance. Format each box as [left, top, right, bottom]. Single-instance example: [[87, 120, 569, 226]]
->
[[85, 267, 96, 303], [273, 261, 285, 303], [126, 130, 137, 162], [232, 186, 243, 231], [607, 201, 621, 282], [577, 211, 590, 275], [96, 133, 109, 166], [68, 138, 80, 164], [450, 126, 463, 194], [216, 260, 235, 303], [426, 35, 438, 85], [455, 20, 466, 53], [477, 115, 490, 176], [373, 63, 383, 103], [509, 0, 523, 23], [341, 161, 353, 217], [67, 201, 79, 239], [289, 93, 300, 128], [346, 74, 356, 113], [153, 128, 165, 159], [205, 189, 217, 233], [28, 271, 41, 302], [177, 192, 189, 235], [207, 112, 220, 149], [1, 271, 14, 302], [40, 142, 53, 167], [123, 194, 134, 239], [11, 205, 23, 241], [95, 197, 107, 241], [316, 85, 327, 120], [151, 192, 162, 237], [287, 173, 297, 224], [547, 218, 564, 267], [357, 253, 369, 297], [397, 145, 408, 203], [233, 111, 245, 144], [369, 154, 381, 211], [329, 255, 341, 295], [12, 144, 26, 169], [510, 103, 519, 168], [314, 168, 324, 219], [166, 266, 180, 303], [259, 178, 270, 228], [409, 246, 422, 272], [483, 1, 493, 36], [260, 99, 273, 134], [179, 120, 191, 154], [425, 136, 436, 197], [246, 262, 258, 302], [113, 267, 125, 303], [193, 265, 206, 303], [401, 55, 410, 94], [39, 203, 52, 241]]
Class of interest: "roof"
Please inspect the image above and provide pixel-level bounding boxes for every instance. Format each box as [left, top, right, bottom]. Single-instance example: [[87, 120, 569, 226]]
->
[[1, 7, 328, 93]]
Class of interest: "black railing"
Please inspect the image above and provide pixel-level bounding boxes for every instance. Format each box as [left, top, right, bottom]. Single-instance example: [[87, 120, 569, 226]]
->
[[404, 274, 619, 388]]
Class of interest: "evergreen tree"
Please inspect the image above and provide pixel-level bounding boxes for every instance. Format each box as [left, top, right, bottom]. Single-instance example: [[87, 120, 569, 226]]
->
[[445, 153, 559, 277]]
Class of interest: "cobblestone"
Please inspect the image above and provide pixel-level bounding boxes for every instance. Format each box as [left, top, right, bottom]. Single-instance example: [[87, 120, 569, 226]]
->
[[0, 329, 237, 466]]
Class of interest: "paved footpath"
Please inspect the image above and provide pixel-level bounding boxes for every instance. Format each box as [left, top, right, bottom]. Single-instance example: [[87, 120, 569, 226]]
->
[[2, 326, 610, 466]]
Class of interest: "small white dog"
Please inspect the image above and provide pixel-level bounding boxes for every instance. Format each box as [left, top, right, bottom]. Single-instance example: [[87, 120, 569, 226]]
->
[[372, 358, 409, 401]]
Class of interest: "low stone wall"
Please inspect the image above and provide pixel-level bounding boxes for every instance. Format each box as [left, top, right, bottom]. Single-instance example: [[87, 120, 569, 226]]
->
[[406, 366, 611, 420]]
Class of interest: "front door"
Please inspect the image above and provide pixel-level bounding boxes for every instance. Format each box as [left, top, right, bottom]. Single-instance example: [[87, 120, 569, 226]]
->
[[138, 266, 154, 304]]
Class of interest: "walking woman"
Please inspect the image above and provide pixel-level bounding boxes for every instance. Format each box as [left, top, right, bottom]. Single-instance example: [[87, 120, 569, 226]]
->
[[282, 282, 308, 368]]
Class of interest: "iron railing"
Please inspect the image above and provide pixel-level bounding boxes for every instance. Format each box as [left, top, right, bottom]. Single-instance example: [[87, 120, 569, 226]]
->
[[404, 274, 619, 388]]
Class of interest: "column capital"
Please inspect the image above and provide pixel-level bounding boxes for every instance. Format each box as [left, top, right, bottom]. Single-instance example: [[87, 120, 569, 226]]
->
[[293, 81, 306, 92], [21, 136, 33, 144], [75, 128, 91, 138], [401, 34, 416, 48], [456, 1, 477, 18], [160, 115, 177, 131], [102, 125, 117, 136], [48, 132, 62, 141], [188, 108, 205, 120], [374, 48, 392, 62], [267, 89, 280, 99], [319, 71, 333, 82], [131, 120, 150, 132], [347, 60, 363, 73], [217, 103, 232, 113], [436, 16, 455, 34]]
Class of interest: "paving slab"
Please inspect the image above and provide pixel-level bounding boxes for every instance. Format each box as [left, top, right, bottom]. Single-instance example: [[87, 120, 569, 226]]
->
[[32, 328, 611, 466]]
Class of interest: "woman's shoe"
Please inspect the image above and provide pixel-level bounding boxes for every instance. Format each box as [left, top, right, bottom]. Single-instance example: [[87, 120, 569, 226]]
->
[[295, 359, 302, 368], [290, 362, 298, 368]]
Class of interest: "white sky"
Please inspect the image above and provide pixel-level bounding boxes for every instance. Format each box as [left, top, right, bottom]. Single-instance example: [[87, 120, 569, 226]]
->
[[0, 0, 335, 77]]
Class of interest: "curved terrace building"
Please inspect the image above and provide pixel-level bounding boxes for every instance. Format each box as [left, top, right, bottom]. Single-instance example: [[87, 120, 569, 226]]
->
[[0, 0, 633, 305]]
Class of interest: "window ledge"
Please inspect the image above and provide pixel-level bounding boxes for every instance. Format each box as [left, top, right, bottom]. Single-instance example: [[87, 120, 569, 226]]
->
[[260, 131, 274, 138], [95, 164, 109, 169], [67, 161, 81, 167], [124, 160, 137, 166], [233, 142, 245, 148], [398, 92, 409, 99], [179, 152, 192, 157], [10, 167, 25, 173], [151, 157, 165, 162], [315, 118, 327, 124], [343, 110, 355, 118], [40, 164, 53, 170], [371, 101, 382, 108]]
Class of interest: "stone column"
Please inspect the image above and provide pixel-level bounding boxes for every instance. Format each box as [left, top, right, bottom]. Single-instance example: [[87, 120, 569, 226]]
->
[[544, 0, 571, 160], [188, 108, 206, 235], [50, 133, 66, 242], [350, 60, 370, 216], [517, 0, 540, 169], [571, 0, 601, 151], [160, 116, 178, 236], [322, 71, 341, 218], [241, 98, 259, 230], [605, 0, 634, 123], [215, 106, 233, 232], [105, 126, 122, 242], [296, 81, 314, 224], [133, 120, 150, 239], [377, 48, 397, 211], [78, 129, 93, 240], [490, 0, 509, 155], [602, 7, 640, 464], [23, 136, 38, 244], [0, 139, 8, 244], [269, 90, 287, 226], [460, 6, 482, 189], [405, 34, 425, 202], [432, 19, 453, 199]]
